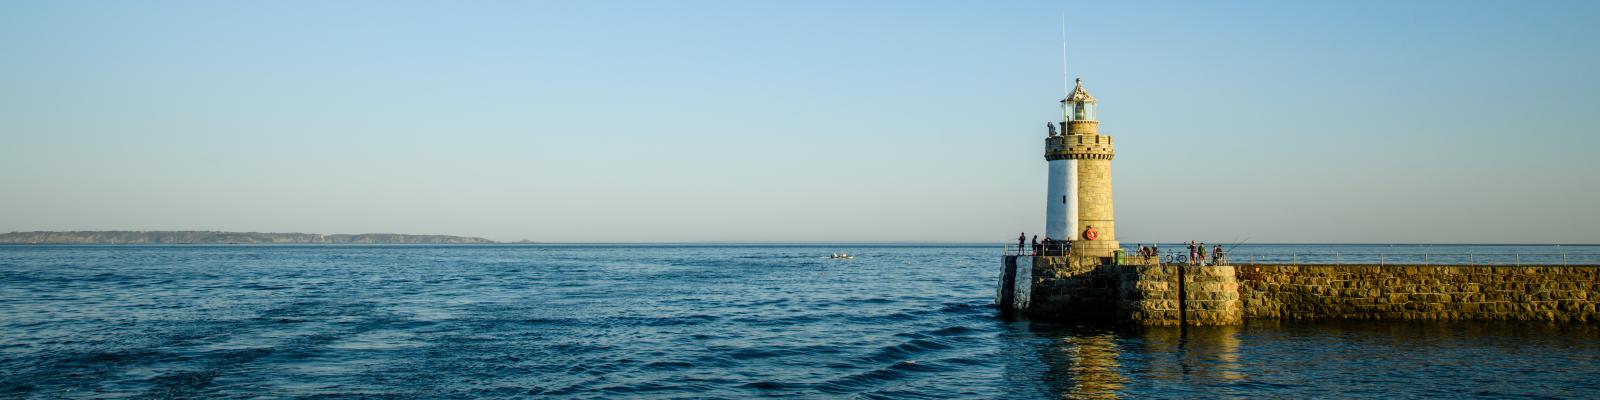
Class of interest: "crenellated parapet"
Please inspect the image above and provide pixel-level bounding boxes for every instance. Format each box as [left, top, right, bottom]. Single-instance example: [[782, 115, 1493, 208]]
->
[[1045, 134, 1115, 161]]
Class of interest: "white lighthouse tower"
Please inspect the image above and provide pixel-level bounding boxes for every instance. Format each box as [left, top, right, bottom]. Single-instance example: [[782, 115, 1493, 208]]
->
[[1044, 122, 1078, 241]]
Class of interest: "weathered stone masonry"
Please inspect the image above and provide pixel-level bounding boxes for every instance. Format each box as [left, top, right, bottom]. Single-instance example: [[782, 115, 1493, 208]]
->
[[1010, 256, 1600, 325], [1237, 264, 1600, 322], [1120, 264, 1241, 326], [1024, 257, 1120, 321], [1021, 257, 1242, 326]]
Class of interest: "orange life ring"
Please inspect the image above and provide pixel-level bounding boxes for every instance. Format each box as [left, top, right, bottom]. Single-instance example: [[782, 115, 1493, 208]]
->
[[1083, 228, 1099, 241]]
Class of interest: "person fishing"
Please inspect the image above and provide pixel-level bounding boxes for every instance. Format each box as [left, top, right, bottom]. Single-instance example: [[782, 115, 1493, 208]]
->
[[1017, 232, 1026, 254]]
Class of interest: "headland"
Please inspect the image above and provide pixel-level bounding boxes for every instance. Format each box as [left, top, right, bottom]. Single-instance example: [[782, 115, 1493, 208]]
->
[[0, 231, 496, 244]]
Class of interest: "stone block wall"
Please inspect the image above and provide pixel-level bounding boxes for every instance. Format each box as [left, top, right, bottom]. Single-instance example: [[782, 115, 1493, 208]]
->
[[1118, 265, 1177, 324], [1184, 265, 1243, 325], [1011, 260, 1600, 325], [1018, 259, 1241, 326], [1237, 265, 1600, 322], [1118, 265, 1241, 326], [1065, 120, 1098, 135], [1026, 256, 1119, 320]]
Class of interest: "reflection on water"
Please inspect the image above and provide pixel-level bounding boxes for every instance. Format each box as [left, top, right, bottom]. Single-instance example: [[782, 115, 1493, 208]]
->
[[1009, 320, 1600, 398], [1058, 332, 1123, 398], [1021, 324, 1241, 399], [1136, 325, 1245, 387]]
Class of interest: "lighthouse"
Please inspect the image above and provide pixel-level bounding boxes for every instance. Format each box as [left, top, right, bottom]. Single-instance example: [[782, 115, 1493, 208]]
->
[[1045, 78, 1118, 258], [999, 77, 1126, 316], [1004, 78, 1246, 324]]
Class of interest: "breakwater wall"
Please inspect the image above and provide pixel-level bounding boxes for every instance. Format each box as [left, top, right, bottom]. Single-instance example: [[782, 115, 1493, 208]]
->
[[1237, 264, 1599, 322], [999, 256, 1600, 324], [1002, 257, 1241, 326]]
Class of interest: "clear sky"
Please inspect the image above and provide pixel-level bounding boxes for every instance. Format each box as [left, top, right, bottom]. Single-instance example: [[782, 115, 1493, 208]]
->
[[2, 1, 1597, 243]]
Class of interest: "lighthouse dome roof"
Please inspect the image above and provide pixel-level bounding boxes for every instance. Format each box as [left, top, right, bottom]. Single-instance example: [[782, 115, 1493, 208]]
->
[[1062, 78, 1096, 103]]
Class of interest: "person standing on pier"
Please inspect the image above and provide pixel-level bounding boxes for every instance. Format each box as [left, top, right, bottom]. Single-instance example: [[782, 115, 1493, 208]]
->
[[1031, 235, 1039, 255], [1188, 241, 1198, 266], [1017, 232, 1026, 254], [1198, 242, 1209, 266]]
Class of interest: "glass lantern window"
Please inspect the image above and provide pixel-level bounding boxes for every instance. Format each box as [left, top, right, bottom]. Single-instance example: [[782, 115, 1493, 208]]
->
[[1066, 102, 1095, 121]]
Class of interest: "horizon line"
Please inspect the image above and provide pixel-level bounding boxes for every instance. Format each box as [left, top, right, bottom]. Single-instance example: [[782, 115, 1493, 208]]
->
[[5, 241, 1597, 246]]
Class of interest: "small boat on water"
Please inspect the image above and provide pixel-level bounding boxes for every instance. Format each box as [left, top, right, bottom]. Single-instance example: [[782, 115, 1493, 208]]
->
[[830, 253, 854, 259]]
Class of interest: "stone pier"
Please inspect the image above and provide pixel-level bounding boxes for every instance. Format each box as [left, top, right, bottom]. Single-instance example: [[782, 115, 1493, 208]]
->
[[1237, 264, 1600, 322], [998, 257, 1600, 325], [1119, 264, 1241, 326]]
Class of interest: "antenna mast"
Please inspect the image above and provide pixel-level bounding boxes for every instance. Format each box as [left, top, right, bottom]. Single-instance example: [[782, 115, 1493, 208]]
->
[[1060, 13, 1069, 97]]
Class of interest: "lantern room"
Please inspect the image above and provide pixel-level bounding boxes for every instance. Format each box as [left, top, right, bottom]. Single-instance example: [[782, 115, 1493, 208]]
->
[[1061, 78, 1097, 123]]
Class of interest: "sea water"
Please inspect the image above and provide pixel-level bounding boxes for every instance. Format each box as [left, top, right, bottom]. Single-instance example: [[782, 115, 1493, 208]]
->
[[1, 244, 1597, 398]]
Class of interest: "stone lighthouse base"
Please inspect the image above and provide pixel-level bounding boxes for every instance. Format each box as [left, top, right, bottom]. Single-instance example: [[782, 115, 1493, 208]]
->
[[996, 255, 1243, 326], [1071, 239, 1121, 259]]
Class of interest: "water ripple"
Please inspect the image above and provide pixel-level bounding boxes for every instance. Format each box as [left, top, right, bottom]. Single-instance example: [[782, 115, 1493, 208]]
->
[[1, 244, 1598, 398]]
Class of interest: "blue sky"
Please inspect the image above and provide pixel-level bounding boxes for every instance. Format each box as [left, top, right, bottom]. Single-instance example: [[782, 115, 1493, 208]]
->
[[2, 1, 1597, 243]]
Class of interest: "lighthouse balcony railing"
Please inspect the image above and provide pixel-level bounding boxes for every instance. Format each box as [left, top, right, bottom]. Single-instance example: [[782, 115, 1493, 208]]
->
[[1003, 244, 1072, 257]]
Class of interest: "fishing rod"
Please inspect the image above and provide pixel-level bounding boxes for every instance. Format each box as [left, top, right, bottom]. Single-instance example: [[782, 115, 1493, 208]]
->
[[1223, 236, 1250, 264]]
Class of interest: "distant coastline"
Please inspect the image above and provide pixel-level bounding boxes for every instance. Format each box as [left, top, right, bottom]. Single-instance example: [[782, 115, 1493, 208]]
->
[[0, 231, 496, 244]]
